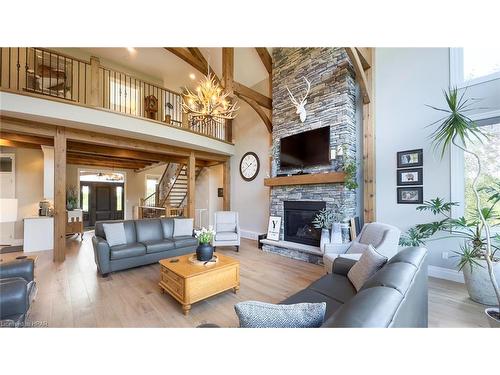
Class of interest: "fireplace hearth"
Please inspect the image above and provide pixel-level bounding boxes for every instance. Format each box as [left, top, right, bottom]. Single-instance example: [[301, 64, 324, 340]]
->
[[284, 201, 326, 247]]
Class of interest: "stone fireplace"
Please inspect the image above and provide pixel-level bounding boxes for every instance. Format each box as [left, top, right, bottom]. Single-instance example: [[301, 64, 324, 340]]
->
[[261, 48, 359, 264]]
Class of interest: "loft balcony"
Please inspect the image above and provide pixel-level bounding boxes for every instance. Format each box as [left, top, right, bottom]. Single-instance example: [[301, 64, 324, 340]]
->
[[0, 47, 234, 156]]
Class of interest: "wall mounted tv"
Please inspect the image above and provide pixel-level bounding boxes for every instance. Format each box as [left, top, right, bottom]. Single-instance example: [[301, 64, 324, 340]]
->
[[279, 126, 330, 169]]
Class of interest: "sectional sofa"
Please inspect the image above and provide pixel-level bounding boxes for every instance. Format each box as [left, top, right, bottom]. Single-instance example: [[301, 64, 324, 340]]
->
[[92, 218, 197, 276]]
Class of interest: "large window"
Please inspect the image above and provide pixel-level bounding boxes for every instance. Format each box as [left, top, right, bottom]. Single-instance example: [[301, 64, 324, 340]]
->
[[451, 48, 500, 87], [463, 117, 500, 224]]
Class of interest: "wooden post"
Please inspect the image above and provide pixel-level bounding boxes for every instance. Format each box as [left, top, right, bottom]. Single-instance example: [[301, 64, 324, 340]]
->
[[222, 48, 234, 142], [182, 112, 189, 129], [53, 126, 66, 262], [223, 158, 231, 211], [90, 56, 100, 106], [363, 51, 375, 223], [187, 152, 196, 219]]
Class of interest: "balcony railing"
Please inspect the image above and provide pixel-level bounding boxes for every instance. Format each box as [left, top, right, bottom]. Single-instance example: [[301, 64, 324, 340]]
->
[[0, 47, 230, 142]]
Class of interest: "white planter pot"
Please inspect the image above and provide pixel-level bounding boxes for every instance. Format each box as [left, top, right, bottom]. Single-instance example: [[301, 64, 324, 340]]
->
[[485, 308, 500, 328], [320, 228, 330, 252], [331, 223, 342, 244], [462, 259, 500, 306]]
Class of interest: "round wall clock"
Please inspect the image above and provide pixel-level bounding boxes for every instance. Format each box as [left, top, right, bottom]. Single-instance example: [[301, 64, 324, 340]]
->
[[239, 152, 260, 181]]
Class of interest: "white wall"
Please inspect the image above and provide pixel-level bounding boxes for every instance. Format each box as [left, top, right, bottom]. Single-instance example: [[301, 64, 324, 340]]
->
[[230, 79, 271, 239], [375, 48, 500, 269]]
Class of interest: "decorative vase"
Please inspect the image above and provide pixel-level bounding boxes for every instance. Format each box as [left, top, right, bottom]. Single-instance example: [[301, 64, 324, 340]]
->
[[320, 228, 330, 252], [196, 243, 214, 261], [340, 223, 350, 243], [462, 259, 500, 305], [485, 308, 500, 328], [331, 223, 342, 244]]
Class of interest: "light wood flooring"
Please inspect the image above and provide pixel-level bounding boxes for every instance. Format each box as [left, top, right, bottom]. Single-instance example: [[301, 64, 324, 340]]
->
[[0, 232, 489, 327]]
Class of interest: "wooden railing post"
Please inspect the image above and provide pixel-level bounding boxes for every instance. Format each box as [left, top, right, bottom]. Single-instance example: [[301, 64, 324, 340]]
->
[[222, 48, 234, 143], [53, 126, 66, 262], [223, 158, 231, 211], [90, 56, 101, 106], [187, 152, 196, 219]]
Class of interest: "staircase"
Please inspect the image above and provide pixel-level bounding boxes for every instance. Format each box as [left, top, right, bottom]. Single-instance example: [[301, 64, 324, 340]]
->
[[139, 163, 203, 219]]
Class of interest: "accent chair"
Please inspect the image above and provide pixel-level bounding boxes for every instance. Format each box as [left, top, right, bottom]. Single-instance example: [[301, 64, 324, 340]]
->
[[212, 211, 240, 252]]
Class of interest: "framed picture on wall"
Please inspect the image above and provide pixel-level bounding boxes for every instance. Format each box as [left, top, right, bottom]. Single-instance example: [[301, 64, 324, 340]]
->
[[266, 216, 282, 241], [397, 149, 423, 168], [397, 168, 423, 186], [397, 187, 423, 204]]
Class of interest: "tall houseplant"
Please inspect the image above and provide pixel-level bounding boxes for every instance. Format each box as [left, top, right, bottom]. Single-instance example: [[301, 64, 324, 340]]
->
[[401, 88, 499, 326]]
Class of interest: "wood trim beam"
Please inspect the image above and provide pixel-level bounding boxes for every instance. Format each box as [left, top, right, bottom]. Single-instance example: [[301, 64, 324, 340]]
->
[[222, 48, 234, 142], [355, 48, 372, 70], [223, 159, 230, 210], [164, 48, 207, 75], [346, 48, 370, 104], [237, 94, 272, 133], [346, 47, 371, 104], [53, 126, 66, 262], [255, 48, 272, 74], [0, 139, 42, 149], [187, 152, 196, 219], [233, 81, 272, 109], [66, 153, 151, 167], [0, 131, 54, 146]]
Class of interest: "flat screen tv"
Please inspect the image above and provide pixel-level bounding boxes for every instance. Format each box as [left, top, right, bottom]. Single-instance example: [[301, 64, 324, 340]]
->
[[280, 126, 330, 169]]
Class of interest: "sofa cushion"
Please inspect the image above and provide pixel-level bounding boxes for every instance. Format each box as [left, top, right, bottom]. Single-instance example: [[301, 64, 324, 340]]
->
[[173, 218, 194, 237], [141, 239, 175, 254], [215, 231, 238, 241], [308, 273, 357, 304], [173, 235, 198, 248], [324, 286, 403, 328], [281, 288, 343, 320], [102, 223, 127, 247], [95, 220, 137, 244], [347, 245, 387, 291], [135, 219, 163, 242], [234, 301, 326, 328], [110, 243, 146, 260], [160, 218, 174, 238]]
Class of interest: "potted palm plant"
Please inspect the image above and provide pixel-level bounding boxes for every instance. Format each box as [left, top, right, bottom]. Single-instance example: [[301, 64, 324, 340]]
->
[[400, 88, 499, 327]]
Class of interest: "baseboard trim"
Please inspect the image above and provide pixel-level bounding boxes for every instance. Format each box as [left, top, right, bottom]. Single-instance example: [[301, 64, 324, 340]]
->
[[240, 230, 261, 241], [428, 265, 464, 283]]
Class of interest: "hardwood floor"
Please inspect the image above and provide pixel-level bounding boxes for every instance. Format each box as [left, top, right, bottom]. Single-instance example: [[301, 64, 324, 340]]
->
[[1, 232, 489, 327]]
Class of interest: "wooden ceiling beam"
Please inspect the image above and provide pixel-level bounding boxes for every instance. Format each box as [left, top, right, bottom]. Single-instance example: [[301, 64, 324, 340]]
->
[[346, 47, 371, 104], [233, 81, 272, 109], [66, 152, 153, 166], [237, 94, 272, 133], [0, 131, 54, 146], [255, 48, 272, 74], [164, 48, 207, 75], [0, 139, 42, 149], [67, 157, 148, 170], [355, 47, 372, 70]]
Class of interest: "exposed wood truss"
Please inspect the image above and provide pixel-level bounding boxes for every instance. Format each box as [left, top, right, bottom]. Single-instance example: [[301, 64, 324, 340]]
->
[[164, 47, 273, 132], [237, 94, 272, 133], [345, 47, 376, 223]]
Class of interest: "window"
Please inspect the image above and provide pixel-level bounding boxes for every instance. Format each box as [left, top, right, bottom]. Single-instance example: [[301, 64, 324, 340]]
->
[[81, 186, 89, 212], [451, 48, 500, 87], [463, 117, 500, 225], [116, 186, 123, 211], [146, 176, 159, 197]]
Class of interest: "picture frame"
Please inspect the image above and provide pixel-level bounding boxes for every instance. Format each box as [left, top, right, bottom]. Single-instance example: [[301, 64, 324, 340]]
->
[[397, 187, 423, 204], [397, 167, 423, 186], [266, 216, 282, 241], [397, 149, 423, 168]]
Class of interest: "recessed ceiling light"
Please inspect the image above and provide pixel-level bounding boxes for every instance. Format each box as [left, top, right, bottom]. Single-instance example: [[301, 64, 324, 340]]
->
[[189, 73, 196, 80], [126, 47, 136, 54]]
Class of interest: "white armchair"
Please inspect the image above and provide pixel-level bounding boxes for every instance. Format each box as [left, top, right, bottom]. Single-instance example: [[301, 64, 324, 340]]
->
[[323, 222, 401, 273], [212, 211, 240, 252]]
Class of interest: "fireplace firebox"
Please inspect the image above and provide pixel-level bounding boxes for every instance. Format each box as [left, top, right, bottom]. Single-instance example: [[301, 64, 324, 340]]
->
[[283, 201, 326, 247]]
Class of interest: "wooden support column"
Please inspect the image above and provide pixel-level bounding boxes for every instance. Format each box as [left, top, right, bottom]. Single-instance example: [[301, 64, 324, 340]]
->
[[187, 152, 196, 219], [53, 126, 66, 262], [222, 48, 234, 142], [223, 158, 231, 211], [89, 56, 101, 106], [363, 59, 376, 223]]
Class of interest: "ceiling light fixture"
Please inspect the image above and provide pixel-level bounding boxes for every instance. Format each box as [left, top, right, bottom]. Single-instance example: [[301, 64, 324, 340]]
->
[[189, 73, 196, 80], [126, 47, 136, 54]]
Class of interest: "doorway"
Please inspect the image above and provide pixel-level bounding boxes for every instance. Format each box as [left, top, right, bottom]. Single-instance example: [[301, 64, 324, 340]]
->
[[79, 171, 125, 228]]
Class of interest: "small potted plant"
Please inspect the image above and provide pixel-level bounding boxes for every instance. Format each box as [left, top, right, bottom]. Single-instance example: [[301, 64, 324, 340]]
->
[[312, 208, 332, 251], [194, 226, 216, 261]]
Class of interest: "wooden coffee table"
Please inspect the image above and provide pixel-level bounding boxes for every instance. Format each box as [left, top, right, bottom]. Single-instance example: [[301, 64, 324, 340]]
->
[[159, 253, 240, 315]]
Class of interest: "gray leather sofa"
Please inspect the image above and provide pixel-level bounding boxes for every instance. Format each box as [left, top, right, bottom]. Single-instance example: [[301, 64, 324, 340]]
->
[[282, 247, 428, 327], [92, 218, 198, 276], [0, 258, 37, 327]]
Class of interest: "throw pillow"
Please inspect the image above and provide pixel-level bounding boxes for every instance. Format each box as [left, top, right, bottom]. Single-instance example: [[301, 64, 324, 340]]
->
[[234, 301, 326, 328], [102, 223, 127, 247], [345, 241, 370, 255], [347, 244, 388, 291], [173, 218, 194, 237]]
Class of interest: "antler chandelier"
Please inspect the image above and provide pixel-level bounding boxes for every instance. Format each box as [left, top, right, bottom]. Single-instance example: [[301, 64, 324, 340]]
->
[[182, 72, 238, 123]]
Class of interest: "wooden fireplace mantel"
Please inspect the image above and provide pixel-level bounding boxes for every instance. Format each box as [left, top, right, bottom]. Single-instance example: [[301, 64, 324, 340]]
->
[[263, 172, 346, 187]]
